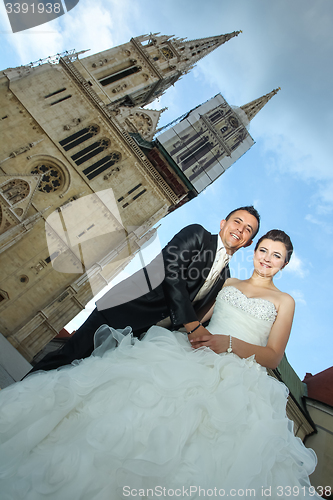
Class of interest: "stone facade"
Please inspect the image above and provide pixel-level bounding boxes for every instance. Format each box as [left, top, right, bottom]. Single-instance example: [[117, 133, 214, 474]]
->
[[0, 56, 175, 362]]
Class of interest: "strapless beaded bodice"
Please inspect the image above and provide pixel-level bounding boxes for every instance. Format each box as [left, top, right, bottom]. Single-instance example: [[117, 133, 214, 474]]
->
[[207, 286, 277, 346], [221, 286, 277, 322]]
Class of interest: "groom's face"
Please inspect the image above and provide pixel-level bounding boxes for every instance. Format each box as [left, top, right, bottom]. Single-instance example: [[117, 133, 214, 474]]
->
[[219, 210, 258, 255]]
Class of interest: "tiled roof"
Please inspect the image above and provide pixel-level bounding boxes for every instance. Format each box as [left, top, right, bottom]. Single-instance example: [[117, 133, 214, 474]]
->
[[303, 367, 333, 407], [55, 328, 73, 339]]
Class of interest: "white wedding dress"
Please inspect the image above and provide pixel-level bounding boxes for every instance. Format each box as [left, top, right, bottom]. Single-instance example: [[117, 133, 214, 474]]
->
[[0, 286, 318, 499]]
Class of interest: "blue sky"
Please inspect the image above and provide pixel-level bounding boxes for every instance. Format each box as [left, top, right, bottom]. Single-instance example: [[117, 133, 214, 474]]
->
[[1, 0, 332, 379]]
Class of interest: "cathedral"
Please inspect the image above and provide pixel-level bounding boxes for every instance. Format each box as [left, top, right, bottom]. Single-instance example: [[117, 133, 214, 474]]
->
[[0, 30, 279, 381]]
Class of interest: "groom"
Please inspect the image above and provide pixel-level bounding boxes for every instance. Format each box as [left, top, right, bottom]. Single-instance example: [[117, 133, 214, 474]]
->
[[29, 206, 260, 372]]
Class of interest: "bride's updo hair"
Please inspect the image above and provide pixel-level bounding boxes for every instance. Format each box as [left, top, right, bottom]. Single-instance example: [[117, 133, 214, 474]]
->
[[255, 230, 293, 263]]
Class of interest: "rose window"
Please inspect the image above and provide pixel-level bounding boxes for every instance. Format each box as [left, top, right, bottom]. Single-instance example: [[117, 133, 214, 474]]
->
[[30, 164, 64, 193]]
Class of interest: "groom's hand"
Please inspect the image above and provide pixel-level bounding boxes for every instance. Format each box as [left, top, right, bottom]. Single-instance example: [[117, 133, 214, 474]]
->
[[190, 334, 229, 354]]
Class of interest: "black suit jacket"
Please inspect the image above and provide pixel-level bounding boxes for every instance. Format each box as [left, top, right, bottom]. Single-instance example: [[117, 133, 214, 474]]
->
[[99, 224, 230, 334]]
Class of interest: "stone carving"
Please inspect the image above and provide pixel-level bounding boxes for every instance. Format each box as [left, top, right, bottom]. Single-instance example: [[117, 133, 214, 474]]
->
[[112, 83, 127, 94], [0, 204, 14, 235], [63, 118, 82, 131], [31, 260, 48, 274], [103, 167, 120, 180], [98, 139, 111, 150], [130, 112, 153, 136], [0, 179, 30, 205], [228, 115, 239, 128], [0, 289, 9, 304], [92, 59, 108, 68], [13, 208, 24, 216], [0, 139, 43, 165]]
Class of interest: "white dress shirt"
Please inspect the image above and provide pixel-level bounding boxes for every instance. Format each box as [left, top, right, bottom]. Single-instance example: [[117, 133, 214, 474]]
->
[[193, 234, 230, 303]]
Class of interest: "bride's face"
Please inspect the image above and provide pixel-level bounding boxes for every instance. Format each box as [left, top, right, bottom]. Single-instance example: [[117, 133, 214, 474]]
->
[[253, 238, 288, 278]]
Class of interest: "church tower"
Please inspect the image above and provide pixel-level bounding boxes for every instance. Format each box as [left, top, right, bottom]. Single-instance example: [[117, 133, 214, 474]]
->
[[155, 88, 280, 193], [240, 87, 281, 122], [75, 31, 241, 109]]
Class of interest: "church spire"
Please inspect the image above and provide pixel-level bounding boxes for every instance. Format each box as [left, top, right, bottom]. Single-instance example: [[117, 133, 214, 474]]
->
[[240, 87, 281, 122], [78, 31, 243, 109], [172, 31, 242, 72]]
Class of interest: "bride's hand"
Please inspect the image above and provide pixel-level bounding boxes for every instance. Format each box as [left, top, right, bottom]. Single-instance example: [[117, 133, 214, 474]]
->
[[187, 326, 212, 343], [190, 334, 229, 354]]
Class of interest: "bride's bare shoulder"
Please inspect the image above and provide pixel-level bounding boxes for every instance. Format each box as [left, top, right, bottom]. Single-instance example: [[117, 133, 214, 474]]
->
[[280, 291, 295, 305], [275, 290, 295, 311], [223, 277, 241, 288]]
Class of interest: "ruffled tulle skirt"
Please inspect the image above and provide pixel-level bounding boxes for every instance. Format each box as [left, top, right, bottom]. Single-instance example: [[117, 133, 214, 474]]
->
[[0, 326, 318, 499]]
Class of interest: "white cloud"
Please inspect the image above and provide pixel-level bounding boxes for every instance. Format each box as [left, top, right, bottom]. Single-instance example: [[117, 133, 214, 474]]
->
[[284, 253, 307, 278], [60, 2, 115, 56], [305, 213, 333, 234], [288, 289, 307, 306], [1, 22, 63, 65], [0, 0, 134, 65], [316, 181, 333, 206]]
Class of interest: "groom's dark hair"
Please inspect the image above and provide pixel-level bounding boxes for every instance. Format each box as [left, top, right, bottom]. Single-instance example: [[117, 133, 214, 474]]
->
[[225, 206, 260, 238]]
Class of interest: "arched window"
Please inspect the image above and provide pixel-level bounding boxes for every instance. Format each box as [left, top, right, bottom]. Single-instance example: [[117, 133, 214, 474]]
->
[[83, 152, 122, 180], [99, 66, 140, 87], [59, 125, 100, 151], [45, 88, 66, 98], [71, 139, 111, 166], [50, 95, 72, 106], [117, 183, 146, 209]]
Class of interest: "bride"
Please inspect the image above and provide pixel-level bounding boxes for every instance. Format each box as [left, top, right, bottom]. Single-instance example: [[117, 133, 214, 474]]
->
[[0, 230, 319, 499]]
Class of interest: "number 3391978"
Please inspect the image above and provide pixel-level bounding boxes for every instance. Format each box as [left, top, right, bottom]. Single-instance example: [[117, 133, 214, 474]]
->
[[5, 3, 61, 14]]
